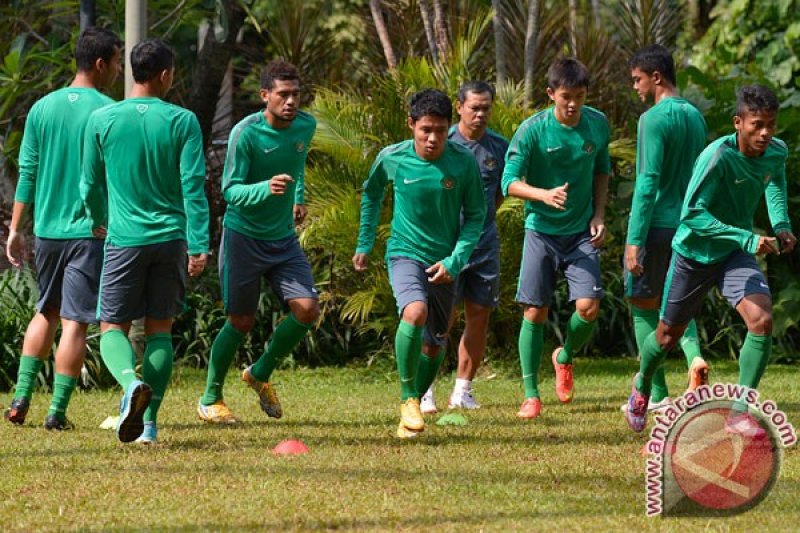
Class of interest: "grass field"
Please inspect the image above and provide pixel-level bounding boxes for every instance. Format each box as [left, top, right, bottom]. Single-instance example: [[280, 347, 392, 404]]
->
[[1, 357, 799, 531]]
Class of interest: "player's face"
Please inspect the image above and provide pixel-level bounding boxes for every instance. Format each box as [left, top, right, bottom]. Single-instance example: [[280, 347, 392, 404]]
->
[[547, 86, 587, 126], [409, 114, 450, 161], [631, 67, 655, 102], [261, 79, 301, 127], [734, 109, 777, 157], [98, 47, 122, 88], [456, 91, 493, 137]]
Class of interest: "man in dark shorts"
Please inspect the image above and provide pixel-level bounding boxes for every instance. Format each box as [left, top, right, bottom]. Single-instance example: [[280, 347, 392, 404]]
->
[[4, 27, 121, 430], [197, 60, 319, 425], [353, 89, 485, 438], [625, 85, 796, 433], [82, 39, 210, 443]]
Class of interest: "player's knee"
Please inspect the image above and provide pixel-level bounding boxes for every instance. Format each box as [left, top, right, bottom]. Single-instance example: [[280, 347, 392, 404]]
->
[[292, 301, 320, 325], [228, 315, 255, 334], [401, 302, 428, 326], [748, 312, 773, 335], [576, 300, 600, 322]]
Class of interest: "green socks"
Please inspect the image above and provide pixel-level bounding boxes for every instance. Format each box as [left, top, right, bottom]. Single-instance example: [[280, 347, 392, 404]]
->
[[519, 319, 544, 399], [99, 329, 138, 390], [631, 307, 668, 402], [636, 331, 668, 396], [557, 311, 595, 364], [738, 332, 772, 389], [13, 355, 43, 401], [48, 373, 77, 420], [395, 321, 423, 401], [201, 321, 245, 405], [679, 320, 702, 365], [142, 334, 174, 424], [415, 350, 444, 400], [249, 314, 312, 383]]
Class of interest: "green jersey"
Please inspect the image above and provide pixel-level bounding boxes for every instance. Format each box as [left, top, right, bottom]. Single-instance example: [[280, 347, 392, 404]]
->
[[356, 140, 486, 277], [673, 133, 792, 264], [626, 97, 708, 246], [222, 110, 316, 240], [15, 87, 115, 239], [501, 106, 611, 235], [81, 97, 210, 254]]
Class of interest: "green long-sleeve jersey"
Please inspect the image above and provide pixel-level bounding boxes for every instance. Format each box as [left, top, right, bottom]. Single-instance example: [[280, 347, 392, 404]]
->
[[626, 97, 708, 246], [501, 106, 611, 235], [81, 97, 210, 254], [673, 133, 792, 264], [15, 87, 115, 239], [222, 110, 316, 240], [356, 140, 486, 277]]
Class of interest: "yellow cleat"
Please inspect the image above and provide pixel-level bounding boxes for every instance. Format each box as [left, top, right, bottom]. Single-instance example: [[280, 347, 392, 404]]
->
[[197, 400, 238, 424], [400, 398, 425, 431], [396, 420, 422, 439], [242, 366, 283, 419]]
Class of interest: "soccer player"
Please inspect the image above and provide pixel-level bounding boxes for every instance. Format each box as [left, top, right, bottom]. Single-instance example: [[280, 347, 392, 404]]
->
[[502, 58, 610, 420], [353, 89, 485, 438], [82, 39, 210, 443], [623, 45, 708, 412], [625, 85, 796, 433], [197, 61, 319, 424], [4, 27, 122, 430], [420, 81, 508, 413]]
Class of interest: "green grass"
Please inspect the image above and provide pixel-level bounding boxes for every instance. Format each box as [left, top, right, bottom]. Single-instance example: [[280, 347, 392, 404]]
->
[[1, 358, 799, 531]]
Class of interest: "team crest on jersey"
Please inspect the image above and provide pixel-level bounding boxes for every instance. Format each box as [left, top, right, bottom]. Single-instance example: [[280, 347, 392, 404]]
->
[[296, 141, 305, 152], [441, 177, 456, 190], [484, 157, 497, 171], [136, 104, 149, 114], [582, 141, 595, 154], [67, 93, 79, 103]]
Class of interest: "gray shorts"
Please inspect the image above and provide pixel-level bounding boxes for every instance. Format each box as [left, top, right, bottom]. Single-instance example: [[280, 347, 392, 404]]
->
[[219, 228, 318, 315], [516, 230, 603, 307], [624, 227, 676, 299], [98, 240, 187, 323], [389, 256, 456, 347], [455, 251, 500, 308], [661, 251, 771, 326], [34, 238, 103, 324]]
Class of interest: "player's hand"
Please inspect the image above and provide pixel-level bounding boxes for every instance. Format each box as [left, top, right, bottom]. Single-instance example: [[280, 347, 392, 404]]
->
[[426, 262, 453, 284], [293, 204, 307, 225], [188, 253, 207, 277], [590, 216, 606, 248], [352, 253, 369, 272], [755, 236, 779, 256], [777, 231, 797, 254], [5, 230, 25, 269], [625, 244, 643, 276], [543, 182, 569, 210], [93, 225, 107, 239], [269, 174, 293, 196]]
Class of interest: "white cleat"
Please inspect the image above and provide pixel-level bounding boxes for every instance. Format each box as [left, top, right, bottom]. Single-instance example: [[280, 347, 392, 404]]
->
[[448, 390, 480, 410], [420, 388, 438, 414]]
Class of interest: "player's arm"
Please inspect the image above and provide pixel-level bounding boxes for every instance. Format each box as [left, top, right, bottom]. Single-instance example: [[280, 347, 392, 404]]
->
[[6, 202, 29, 268], [293, 129, 313, 225], [502, 125, 568, 209], [590, 128, 611, 247], [765, 159, 796, 253], [80, 112, 108, 235], [7, 110, 39, 267], [352, 155, 389, 271], [220, 129, 274, 207], [179, 115, 211, 271]]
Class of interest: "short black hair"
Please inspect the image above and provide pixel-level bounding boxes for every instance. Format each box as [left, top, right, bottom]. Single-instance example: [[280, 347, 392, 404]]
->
[[547, 58, 590, 91], [75, 27, 122, 72], [457, 80, 495, 103], [261, 60, 301, 90], [629, 44, 676, 86], [130, 39, 174, 83], [408, 89, 452, 122], [736, 84, 779, 117]]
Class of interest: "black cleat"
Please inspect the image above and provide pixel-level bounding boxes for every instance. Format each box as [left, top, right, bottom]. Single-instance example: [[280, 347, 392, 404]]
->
[[44, 414, 75, 431], [4, 397, 30, 425]]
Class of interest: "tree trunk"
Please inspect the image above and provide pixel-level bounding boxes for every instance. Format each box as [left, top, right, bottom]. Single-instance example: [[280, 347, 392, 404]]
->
[[419, 0, 439, 64], [492, 0, 507, 85], [523, 0, 539, 109], [432, 0, 450, 62], [369, 0, 397, 70], [590, 0, 601, 27], [568, 0, 578, 54]]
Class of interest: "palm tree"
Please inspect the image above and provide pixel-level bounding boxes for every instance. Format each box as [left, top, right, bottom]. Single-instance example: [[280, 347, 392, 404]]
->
[[369, 0, 397, 69]]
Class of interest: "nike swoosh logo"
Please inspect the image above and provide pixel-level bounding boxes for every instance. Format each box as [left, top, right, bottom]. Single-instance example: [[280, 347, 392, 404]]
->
[[404, 178, 424, 185], [264, 146, 278, 155], [735, 178, 746, 184], [546, 146, 561, 153], [593, 286, 602, 291], [522, 373, 534, 379], [760, 282, 769, 289]]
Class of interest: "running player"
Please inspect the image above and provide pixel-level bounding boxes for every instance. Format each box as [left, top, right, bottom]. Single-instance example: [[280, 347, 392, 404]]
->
[[420, 81, 508, 413], [4, 27, 122, 430], [197, 60, 319, 424], [82, 39, 210, 443], [502, 58, 610, 420], [623, 45, 708, 413], [353, 89, 485, 438], [625, 85, 796, 433]]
